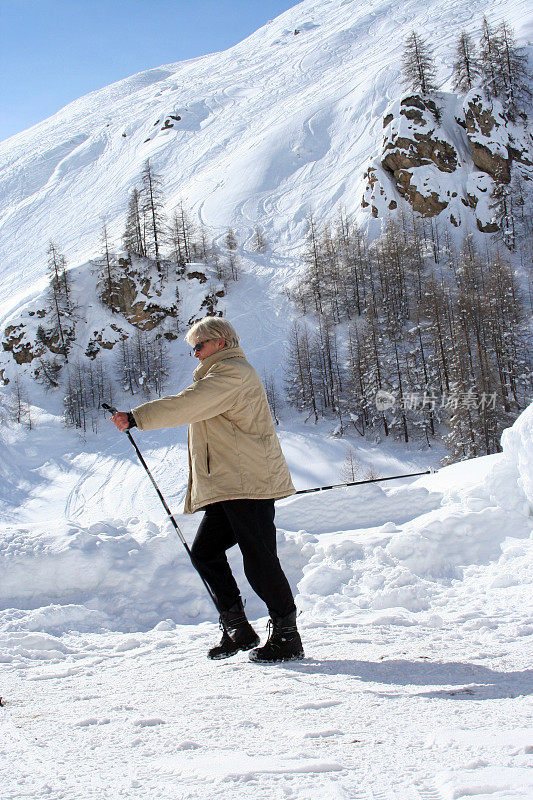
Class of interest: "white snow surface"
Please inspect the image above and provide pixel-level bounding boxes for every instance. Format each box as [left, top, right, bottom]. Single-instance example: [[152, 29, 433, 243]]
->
[[1, 400, 532, 799]]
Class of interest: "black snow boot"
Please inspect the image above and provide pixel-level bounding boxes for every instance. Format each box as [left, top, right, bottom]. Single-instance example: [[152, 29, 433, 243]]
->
[[249, 611, 304, 663], [208, 599, 260, 660]]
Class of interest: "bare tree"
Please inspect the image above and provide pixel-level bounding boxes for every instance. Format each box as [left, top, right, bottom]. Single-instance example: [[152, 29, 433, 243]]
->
[[340, 446, 364, 482], [118, 330, 169, 398], [9, 374, 32, 428], [140, 160, 166, 271], [64, 359, 114, 433], [453, 30, 480, 93], [402, 31, 437, 95], [123, 188, 145, 257]]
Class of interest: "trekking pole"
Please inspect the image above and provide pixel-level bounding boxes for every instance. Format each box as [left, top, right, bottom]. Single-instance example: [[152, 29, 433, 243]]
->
[[294, 469, 433, 495], [102, 403, 220, 613]]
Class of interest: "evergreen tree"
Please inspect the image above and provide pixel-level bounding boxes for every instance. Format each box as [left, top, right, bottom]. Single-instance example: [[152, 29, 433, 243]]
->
[[402, 31, 437, 95], [253, 226, 268, 253], [225, 228, 240, 280], [490, 180, 516, 250], [453, 30, 480, 93], [35, 355, 61, 389], [225, 227, 238, 252]]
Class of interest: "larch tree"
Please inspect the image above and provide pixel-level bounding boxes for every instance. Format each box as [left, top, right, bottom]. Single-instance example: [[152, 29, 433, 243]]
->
[[140, 160, 165, 272], [225, 228, 240, 280], [98, 221, 120, 311], [46, 241, 72, 360], [453, 30, 480, 93], [253, 226, 268, 253], [123, 188, 145, 257], [340, 446, 363, 482], [402, 31, 438, 95], [495, 21, 533, 116], [10, 374, 32, 428], [480, 16, 504, 98]]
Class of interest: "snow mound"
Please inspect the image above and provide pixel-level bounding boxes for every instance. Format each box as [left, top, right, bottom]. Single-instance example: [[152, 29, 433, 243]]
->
[[297, 403, 533, 621], [499, 402, 533, 513], [1, 403, 531, 634]]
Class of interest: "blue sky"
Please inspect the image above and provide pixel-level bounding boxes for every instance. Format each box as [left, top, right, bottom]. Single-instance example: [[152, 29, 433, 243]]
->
[[1, 0, 299, 142]]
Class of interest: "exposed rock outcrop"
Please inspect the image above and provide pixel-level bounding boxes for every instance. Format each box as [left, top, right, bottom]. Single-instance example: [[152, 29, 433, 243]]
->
[[361, 89, 533, 233], [1, 257, 225, 378], [2, 324, 36, 365], [462, 90, 511, 183]]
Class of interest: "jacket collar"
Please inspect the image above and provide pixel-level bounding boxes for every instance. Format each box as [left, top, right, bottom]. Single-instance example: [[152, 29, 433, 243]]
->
[[193, 346, 246, 381]]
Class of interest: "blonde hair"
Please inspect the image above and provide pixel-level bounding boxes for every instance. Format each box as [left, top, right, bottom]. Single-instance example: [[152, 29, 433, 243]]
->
[[185, 317, 240, 349]]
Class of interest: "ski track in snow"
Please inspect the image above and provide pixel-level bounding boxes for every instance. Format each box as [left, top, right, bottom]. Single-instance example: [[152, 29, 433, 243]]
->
[[0, 0, 531, 320], [1, 622, 532, 800]]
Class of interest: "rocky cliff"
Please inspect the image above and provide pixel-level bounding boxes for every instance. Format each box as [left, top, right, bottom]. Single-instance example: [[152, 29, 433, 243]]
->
[[361, 89, 532, 233], [1, 257, 225, 382]]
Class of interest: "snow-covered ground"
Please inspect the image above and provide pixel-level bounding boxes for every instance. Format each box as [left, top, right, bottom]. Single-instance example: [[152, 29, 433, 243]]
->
[[1, 403, 532, 799]]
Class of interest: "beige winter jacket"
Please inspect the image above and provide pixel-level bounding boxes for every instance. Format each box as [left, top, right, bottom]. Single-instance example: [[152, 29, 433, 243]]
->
[[131, 347, 295, 513]]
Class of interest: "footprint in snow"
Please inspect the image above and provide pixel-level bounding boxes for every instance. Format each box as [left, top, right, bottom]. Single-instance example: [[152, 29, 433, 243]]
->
[[175, 741, 202, 750], [114, 638, 142, 652], [296, 700, 342, 710]]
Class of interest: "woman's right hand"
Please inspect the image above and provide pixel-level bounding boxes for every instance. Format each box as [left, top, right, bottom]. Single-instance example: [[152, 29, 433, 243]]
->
[[111, 411, 130, 432]]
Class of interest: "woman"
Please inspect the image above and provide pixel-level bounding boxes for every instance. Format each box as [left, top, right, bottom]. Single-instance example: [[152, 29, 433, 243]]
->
[[111, 317, 304, 663]]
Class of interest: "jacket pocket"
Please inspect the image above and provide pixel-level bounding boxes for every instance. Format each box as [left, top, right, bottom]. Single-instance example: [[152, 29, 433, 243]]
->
[[206, 443, 210, 474]]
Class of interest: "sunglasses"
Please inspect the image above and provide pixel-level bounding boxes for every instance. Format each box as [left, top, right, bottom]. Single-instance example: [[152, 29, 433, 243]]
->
[[193, 340, 210, 353]]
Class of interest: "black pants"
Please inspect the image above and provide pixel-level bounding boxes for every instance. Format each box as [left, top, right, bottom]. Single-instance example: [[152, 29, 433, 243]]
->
[[190, 498, 296, 618]]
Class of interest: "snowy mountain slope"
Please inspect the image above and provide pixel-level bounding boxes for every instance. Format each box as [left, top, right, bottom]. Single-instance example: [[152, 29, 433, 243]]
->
[[1, 0, 532, 322]]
